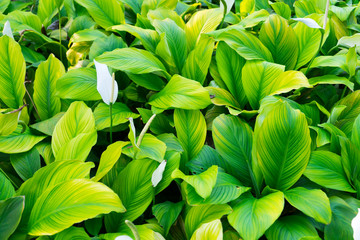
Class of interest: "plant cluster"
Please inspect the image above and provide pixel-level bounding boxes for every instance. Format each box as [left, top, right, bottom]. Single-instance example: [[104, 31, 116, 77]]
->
[[0, 0, 360, 239]]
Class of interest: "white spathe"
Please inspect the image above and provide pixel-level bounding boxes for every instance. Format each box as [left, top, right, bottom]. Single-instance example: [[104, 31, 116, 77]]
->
[[352, 208, 360, 240], [115, 235, 133, 240], [220, 0, 235, 14], [94, 60, 118, 105], [292, 18, 322, 29], [152, 160, 167, 187], [3, 21, 14, 39]]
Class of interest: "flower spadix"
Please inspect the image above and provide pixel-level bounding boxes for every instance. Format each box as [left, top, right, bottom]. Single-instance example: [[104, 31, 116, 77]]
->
[[94, 60, 118, 105], [2, 21, 14, 39]]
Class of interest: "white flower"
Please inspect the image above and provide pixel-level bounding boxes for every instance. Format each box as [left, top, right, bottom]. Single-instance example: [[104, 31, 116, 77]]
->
[[151, 160, 167, 187], [352, 208, 360, 240], [94, 60, 118, 105], [220, 0, 235, 14], [2, 21, 14, 39], [292, 18, 322, 29], [115, 235, 133, 240]]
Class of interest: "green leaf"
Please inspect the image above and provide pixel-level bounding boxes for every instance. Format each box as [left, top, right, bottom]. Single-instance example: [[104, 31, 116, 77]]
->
[[172, 166, 218, 199], [183, 171, 250, 206], [89, 34, 127, 61], [0, 196, 24, 239], [186, 145, 228, 175], [52, 101, 97, 161], [153, 201, 184, 235], [92, 141, 128, 182], [0, 35, 26, 108], [34, 54, 65, 120], [0, 126, 46, 154], [190, 219, 223, 240], [174, 109, 206, 170], [346, 46, 357, 78], [333, 90, 360, 136], [271, 2, 291, 19], [96, 48, 170, 79], [0, 0, 9, 13], [137, 108, 174, 135], [110, 25, 159, 53], [284, 187, 331, 224], [28, 179, 125, 236], [69, 29, 107, 44], [106, 159, 158, 232], [212, 114, 253, 186], [37, 0, 63, 27], [259, 14, 298, 70], [211, 28, 273, 62], [215, 41, 247, 108], [182, 35, 214, 85], [75, 0, 125, 29], [185, 204, 232, 239], [149, 75, 211, 110], [16, 160, 94, 228], [228, 192, 284, 240], [54, 227, 90, 240], [0, 171, 15, 201], [265, 215, 319, 240], [255, 101, 311, 191], [324, 196, 357, 240], [294, 20, 322, 69], [0, 110, 18, 136], [36, 142, 55, 165], [153, 18, 187, 73], [304, 151, 355, 193], [94, 103, 140, 131], [242, 60, 285, 109], [30, 112, 65, 136], [123, 134, 167, 162], [10, 148, 40, 181], [339, 137, 360, 189], [309, 75, 354, 91], [185, 8, 223, 51], [155, 151, 181, 195], [56, 68, 102, 101]]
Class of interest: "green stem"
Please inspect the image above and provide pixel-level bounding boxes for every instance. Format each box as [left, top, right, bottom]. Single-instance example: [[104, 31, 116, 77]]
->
[[109, 103, 113, 144], [125, 220, 140, 240], [219, 0, 227, 29]]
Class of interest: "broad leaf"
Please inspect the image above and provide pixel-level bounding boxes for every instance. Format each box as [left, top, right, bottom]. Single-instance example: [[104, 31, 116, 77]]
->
[[89, 34, 127, 61], [255, 102, 311, 191], [96, 48, 170, 79], [34, 54, 65, 120], [10, 147, 41, 181], [75, 0, 125, 29], [37, 0, 63, 27], [216, 41, 247, 107], [213, 114, 253, 186], [265, 215, 319, 240], [0, 0, 9, 13], [174, 109, 206, 170], [185, 8, 223, 51], [28, 179, 125, 236], [190, 219, 223, 240], [259, 14, 298, 70], [0, 110, 18, 136], [185, 204, 232, 239], [0, 126, 46, 154], [284, 187, 332, 224], [56, 68, 102, 101], [52, 101, 97, 161], [106, 159, 158, 232], [0, 171, 15, 201], [228, 192, 284, 240], [55, 227, 90, 240], [94, 103, 140, 131], [304, 151, 355, 193], [172, 166, 218, 199], [92, 141, 128, 182], [30, 112, 64, 136], [0, 196, 24, 239], [309, 75, 354, 91], [153, 201, 184, 235], [0, 35, 26, 108], [149, 75, 211, 110]]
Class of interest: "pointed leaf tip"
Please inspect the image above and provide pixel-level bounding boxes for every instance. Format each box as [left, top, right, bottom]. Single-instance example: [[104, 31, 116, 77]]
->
[[94, 60, 118, 105]]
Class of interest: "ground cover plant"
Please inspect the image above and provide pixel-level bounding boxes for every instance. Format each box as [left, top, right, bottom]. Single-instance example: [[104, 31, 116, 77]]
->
[[0, 0, 360, 239]]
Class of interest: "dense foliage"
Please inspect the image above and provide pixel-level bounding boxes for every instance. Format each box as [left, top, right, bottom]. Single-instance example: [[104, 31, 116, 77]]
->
[[0, 0, 360, 239]]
